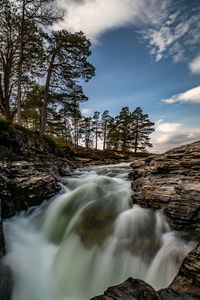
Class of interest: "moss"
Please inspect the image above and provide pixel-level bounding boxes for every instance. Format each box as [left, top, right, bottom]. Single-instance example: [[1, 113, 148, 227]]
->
[[0, 118, 11, 131]]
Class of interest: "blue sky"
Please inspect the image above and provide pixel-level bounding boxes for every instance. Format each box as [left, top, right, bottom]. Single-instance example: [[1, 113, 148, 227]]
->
[[56, 0, 200, 152]]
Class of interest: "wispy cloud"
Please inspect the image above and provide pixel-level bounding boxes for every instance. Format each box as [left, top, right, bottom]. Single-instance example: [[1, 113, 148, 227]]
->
[[161, 86, 200, 104], [55, 0, 200, 63], [141, 7, 200, 62], [189, 55, 200, 74]]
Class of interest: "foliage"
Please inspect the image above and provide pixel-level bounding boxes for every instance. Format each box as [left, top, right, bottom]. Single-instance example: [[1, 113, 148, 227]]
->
[[40, 30, 95, 134], [0, 0, 45, 120]]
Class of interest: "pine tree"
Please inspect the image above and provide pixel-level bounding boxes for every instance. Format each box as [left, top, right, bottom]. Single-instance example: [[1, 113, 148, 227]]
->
[[22, 84, 44, 130], [101, 110, 111, 151], [82, 117, 92, 149], [92, 111, 100, 150], [131, 107, 154, 155], [117, 107, 131, 154], [15, 0, 62, 124], [40, 30, 95, 135], [107, 117, 120, 151], [0, 1, 45, 121]]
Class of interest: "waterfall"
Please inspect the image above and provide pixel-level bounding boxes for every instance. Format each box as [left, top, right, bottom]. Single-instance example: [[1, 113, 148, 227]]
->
[[3, 163, 196, 300]]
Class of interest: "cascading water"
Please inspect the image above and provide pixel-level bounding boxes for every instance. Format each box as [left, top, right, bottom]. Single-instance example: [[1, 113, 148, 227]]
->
[[3, 163, 196, 300]]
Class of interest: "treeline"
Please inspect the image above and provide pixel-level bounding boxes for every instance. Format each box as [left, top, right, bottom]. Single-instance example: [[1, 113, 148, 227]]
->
[[0, 0, 154, 154], [0, 0, 95, 134], [68, 107, 154, 155]]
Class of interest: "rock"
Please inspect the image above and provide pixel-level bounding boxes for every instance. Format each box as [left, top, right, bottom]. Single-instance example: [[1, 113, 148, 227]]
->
[[90, 277, 162, 300], [130, 141, 200, 235], [0, 199, 5, 258], [168, 243, 200, 299], [158, 288, 194, 300], [76, 203, 117, 247], [0, 263, 13, 300], [0, 161, 61, 218], [129, 141, 200, 300]]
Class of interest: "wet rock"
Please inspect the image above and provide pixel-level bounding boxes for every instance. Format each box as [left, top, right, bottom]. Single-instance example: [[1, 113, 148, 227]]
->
[[0, 206, 5, 258], [130, 141, 200, 235], [90, 277, 162, 299], [0, 263, 13, 300], [168, 243, 200, 299], [76, 204, 117, 247], [0, 161, 61, 218], [158, 288, 194, 300], [129, 141, 200, 300]]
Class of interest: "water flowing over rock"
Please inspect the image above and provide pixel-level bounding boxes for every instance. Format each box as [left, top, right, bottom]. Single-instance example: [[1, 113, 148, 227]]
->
[[129, 141, 200, 299], [2, 163, 196, 300]]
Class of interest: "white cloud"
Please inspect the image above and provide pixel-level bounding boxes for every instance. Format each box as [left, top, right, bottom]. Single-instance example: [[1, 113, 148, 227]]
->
[[55, 0, 145, 42], [156, 122, 182, 133], [55, 0, 200, 62], [162, 86, 200, 104], [189, 55, 200, 74], [151, 132, 200, 153], [81, 108, 92, 115]]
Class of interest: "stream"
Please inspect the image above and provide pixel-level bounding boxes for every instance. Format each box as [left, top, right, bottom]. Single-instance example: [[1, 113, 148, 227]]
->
[[3, 163, 195, 300]]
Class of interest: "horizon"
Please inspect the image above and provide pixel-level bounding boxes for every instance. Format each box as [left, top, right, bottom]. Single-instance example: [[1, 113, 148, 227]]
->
[[55, 0, 200, 153]]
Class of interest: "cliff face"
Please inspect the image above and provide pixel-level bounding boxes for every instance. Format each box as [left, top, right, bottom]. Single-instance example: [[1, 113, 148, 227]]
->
[[129, 141, 200, 236], [0, 126, 76, 220]]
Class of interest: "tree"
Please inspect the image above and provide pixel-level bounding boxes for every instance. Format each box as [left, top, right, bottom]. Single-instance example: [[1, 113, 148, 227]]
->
[[101, 110, 111, 151], [22, 84, 44, 129], [106, 117, 120, 151], [16, 0, 62, 124], [71, 109, 82, 148], [82, 117, 92, 149], [117, 107, 131, 154], [0, 1, 44, 121], [92, 111, 100, 149], [131, 107, 154, 155], [40, 30, 95, 135]]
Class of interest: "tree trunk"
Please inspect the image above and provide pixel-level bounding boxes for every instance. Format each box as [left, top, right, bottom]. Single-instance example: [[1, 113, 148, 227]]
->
[[95, 127, 97, 150], [40, 51, 56, 135], [17, 0, 25, 125], [134, 122, 138, 156], [103, 124, 107, 151]]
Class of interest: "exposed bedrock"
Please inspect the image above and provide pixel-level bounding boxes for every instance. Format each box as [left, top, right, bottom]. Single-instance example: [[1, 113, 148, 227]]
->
[[129, 141, 200, 236]]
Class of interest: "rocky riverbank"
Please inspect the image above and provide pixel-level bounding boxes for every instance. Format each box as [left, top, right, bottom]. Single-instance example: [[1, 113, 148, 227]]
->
[[129, 141, 200, 236], [0, 125, 130, 266], [93, 141, 200, 300], [92, 243, 200, 299], [1, 125, 199, 300]]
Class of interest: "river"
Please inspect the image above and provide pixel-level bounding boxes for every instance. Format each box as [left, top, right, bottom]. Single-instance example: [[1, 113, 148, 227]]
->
[[3, 163, 195, 300]]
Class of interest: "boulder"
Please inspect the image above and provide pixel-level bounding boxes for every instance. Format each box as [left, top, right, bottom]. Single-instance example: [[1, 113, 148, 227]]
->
[[90, 277, 162, 300]]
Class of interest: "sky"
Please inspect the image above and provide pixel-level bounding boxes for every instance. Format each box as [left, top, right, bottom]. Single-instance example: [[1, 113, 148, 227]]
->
[[55, 0, 200, 153]]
